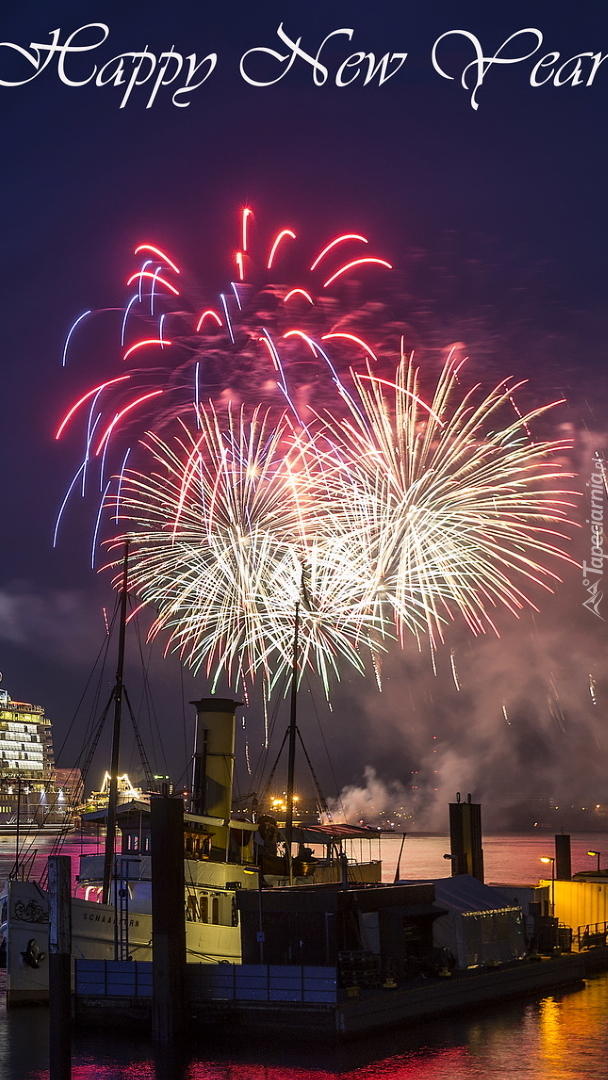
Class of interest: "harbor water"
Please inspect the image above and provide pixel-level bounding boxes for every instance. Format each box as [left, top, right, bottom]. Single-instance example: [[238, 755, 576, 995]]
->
[[1, 831, 608, 1079]]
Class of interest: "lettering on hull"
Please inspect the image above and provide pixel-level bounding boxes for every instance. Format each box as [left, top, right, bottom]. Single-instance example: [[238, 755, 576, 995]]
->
[[81, 912, 139, 927]]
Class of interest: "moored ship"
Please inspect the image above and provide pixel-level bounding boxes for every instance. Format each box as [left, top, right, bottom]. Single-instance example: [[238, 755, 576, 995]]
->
[[0, 696, 381, 1004], [0, 683, 80, 833]]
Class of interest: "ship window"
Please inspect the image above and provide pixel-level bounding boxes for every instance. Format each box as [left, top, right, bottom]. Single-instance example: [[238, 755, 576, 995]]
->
[[211, 897, 219, 925], [199, 895, 208, 923], [187, 896, 197, 921]]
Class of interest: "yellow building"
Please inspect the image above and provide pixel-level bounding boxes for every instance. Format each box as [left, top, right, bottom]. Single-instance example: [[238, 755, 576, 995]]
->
[[540, 877, 608, 938]]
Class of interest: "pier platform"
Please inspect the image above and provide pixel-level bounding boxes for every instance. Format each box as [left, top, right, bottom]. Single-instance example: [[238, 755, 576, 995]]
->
[[73, 949, 608, 1038]]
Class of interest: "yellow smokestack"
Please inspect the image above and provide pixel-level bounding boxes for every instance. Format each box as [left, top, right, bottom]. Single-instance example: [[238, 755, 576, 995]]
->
[[190, 697, 242, 820]]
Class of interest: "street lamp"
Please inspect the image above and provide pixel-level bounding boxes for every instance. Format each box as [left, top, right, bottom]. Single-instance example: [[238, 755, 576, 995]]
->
[[587, 850, 602, 873], [540, 856, 555, 916]]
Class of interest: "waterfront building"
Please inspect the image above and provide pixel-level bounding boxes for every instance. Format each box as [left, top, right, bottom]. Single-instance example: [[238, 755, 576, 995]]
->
[[0, 684, 74, 827]]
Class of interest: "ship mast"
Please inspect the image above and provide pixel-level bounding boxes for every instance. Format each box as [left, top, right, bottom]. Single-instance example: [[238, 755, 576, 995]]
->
[[102, 542, 129, 905], [284, 599, 300, 874]]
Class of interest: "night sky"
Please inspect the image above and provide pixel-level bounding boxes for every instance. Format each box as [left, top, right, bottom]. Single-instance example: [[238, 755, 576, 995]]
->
[[1, 1, 608, 827]]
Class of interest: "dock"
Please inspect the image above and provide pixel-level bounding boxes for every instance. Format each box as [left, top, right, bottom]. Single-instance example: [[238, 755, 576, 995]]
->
[[73, 948, 608, 1038]]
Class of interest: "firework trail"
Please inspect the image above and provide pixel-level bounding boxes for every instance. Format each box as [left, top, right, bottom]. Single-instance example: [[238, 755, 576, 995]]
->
[[450, 650, 460, 691]]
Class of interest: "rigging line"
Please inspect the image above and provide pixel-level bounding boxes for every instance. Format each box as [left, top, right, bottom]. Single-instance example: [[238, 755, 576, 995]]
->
[[72, 662, 113, 776], [295, 726, 329, 815], [245, 671, 289, 795], [170, 689, 195, 792], [54, 599, 120, 766], [258, 727, 290, 806], [76, 690, 117, 795], [261, 677, 285, 747], [123, 686, 155, 791], [130, 621, 160, 771], [40, 814, 82, 889], [45, 816, 76, 861], [56, 654, 112, 776], [130, 604, 171, 780], [305, 672, 343, 819], [180, 661, 188, 770], [63, 686, 117, 829], [64, 599, 124, 790], [172, 760, 192, 794]]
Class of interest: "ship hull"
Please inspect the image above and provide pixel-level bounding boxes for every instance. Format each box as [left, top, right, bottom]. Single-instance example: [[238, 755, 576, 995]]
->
[[0, 876, 243, 1005]]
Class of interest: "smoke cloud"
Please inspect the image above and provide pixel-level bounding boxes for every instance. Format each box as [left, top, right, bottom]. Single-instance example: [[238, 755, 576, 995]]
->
[[330, 581, 608, 833]]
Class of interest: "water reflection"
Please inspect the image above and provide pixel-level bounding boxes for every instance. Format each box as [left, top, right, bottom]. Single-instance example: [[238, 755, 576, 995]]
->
[[2, 831, 608, 895], [3, 831, 608, 1079], [0, 992, 49, 1079], [8, 976, 607, 1080]]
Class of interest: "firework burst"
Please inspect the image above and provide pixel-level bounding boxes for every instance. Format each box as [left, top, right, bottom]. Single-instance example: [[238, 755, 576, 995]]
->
[[114, 349, 577, 698], [318, 350, 577, 649], [56, 206, 577, 697], [115, 402, 384, 696], [55, 208, 394, 564]]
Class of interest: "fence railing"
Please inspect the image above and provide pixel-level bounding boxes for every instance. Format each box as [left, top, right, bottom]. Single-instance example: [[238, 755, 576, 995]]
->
[[75, 960, 338, 1004], [574, 922, 608, 951], [75, 960, 153, 998]]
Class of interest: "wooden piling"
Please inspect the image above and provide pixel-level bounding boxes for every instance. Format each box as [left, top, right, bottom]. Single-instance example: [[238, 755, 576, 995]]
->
[[48, 854, 72, 1080], [151, 792, 187, 1046]]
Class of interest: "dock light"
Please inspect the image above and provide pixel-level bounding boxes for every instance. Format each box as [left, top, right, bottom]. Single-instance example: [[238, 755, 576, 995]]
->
[[587, 850, 602, 872], [540, 856, 555, 916]]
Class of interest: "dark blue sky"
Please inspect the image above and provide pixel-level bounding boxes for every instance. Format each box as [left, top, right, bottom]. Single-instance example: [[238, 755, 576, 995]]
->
[[1, 2, 608, 821]]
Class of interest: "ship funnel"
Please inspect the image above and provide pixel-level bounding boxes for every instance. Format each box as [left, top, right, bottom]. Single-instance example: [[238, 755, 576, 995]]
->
[[190, 698, 242, 819]]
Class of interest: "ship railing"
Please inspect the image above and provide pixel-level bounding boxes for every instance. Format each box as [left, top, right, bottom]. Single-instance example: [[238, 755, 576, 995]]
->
[[574, 922, 608, 951], [533, 918, 572, 954], [77, 852, 151, 884]]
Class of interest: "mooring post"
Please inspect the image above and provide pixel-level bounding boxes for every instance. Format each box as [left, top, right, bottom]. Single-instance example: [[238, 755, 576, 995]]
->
[[48, 854, 72, 1080], [151, 791, 187, 1046]]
